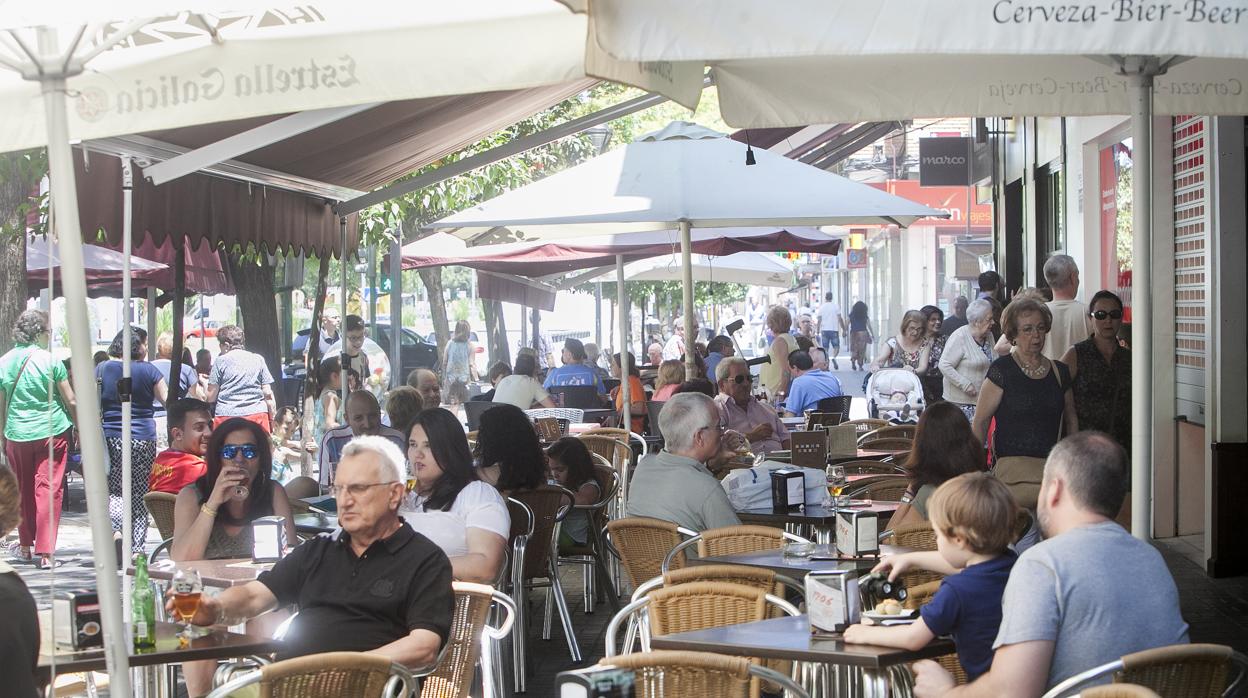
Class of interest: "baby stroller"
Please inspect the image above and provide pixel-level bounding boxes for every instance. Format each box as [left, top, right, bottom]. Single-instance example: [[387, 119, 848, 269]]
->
[[866, 369, 926, 424]]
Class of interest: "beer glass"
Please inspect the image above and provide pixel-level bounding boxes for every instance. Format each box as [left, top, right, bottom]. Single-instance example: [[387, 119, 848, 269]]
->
[[171, 568, 203, 638]]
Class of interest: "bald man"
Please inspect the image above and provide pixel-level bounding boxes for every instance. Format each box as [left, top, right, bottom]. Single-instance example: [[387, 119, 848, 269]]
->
[[407, 368, 442, 410], [318, 390, 407, 487]]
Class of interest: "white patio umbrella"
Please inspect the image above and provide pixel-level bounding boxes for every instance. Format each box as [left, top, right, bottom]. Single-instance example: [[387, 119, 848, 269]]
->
[[580, 251, 795, 287], [429, 121, 945, 469], [578, 0, 1248, 541], [0, 2, 659, 688]]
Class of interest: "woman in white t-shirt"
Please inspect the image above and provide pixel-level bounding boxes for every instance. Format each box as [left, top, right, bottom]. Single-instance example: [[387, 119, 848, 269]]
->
[[403, 408, 509, 583], [491, 353, 556, 410]]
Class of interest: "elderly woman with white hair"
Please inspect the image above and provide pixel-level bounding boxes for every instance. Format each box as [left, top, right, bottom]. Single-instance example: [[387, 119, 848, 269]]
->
[[938, 299, 998, 422]]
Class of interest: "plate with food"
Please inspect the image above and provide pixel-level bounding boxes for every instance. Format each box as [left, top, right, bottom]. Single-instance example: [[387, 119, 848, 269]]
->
[[861, 600, 917, 624]]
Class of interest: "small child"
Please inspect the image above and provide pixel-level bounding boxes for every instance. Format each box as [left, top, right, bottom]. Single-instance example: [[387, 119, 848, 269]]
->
[[546, 437, 602, 549], [843, 472, 1018, 682]]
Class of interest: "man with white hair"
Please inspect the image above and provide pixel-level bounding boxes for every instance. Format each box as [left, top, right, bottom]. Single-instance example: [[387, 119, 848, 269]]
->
[[625, 393, 740, 532], [176, 435, 454, 667], [1042, 254, 1092, 360], [911, 432, 1188, 697]]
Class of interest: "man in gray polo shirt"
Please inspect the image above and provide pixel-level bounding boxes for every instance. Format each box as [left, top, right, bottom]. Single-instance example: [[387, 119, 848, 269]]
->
[[625, 393, 740, 532], [913, 432, 1189, 697]]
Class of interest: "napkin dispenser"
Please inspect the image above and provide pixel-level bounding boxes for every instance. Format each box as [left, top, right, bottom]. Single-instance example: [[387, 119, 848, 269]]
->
[[790, 429, 828, 469], [806, 570, 861, 635], [252, 516, 287, 563], [52, 588, 103, 649], [770, 468, 806, 510], [555, 665, 636, 696], [835, 509, 880, 557]]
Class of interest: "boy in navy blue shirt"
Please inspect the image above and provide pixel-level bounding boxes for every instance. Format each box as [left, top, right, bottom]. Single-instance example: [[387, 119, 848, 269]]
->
[[843, 472, 1018, 681]]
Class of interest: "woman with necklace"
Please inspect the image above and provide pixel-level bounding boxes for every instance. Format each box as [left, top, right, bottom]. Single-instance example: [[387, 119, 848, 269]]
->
[[871, 310, 931, 375], [1060, 290, 1131, 455], [972, 298, 1078, 509]]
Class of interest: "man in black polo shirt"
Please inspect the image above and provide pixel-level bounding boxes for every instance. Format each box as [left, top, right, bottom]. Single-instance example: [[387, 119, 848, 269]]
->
[[177, 435, 452, 668]]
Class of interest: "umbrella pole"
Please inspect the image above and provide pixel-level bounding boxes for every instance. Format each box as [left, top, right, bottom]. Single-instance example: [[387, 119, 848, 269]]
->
[[37, 27, 132, 694], [121, 156, 134, 620], [1128, 64, 1156, 541], [390, 228, 403, 389], [616, 254, 630, 506], [339, 217, 348, 411], [680, 221, 696, 378]]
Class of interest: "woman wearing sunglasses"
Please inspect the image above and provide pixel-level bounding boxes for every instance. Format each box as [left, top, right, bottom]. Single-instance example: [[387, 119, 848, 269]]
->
[[171, 417, 296, 562], [1060, 290, 1131, 454]]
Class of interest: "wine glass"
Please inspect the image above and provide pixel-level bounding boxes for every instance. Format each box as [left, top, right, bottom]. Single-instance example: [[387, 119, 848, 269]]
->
[[171, 568, 203, 639]]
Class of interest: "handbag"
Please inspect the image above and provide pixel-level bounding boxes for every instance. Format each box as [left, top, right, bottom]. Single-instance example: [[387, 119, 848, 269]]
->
[[992, 360, 1067, 511]]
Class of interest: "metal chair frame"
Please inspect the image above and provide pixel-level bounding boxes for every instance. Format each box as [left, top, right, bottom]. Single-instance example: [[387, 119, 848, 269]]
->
[[1041, 645, 1248, 698], [604, 587, 801, 657], [662, 529, 812, 574], [597, 650, 811, 698], [556, 462, 622, 615], [858, 425, 917, 446], [206, 653, 415, 698]]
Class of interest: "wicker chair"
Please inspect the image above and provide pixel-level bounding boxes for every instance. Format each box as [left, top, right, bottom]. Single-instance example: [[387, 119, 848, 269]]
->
[[880, 521, 943, 587], [1079, 686, 1163, 698], [505, 486, 579, 692], [842, 418, 890, 432], [1041, 643, 1248, 698], [601, 650, 810, 698], [842, 476, 910, 502], [662, 525, 810, 574], [605, 581, 800, 656], [143, 491, 178, 540], [420, 582, 516, 698], [579, 435, 635, 476], [206, 652, 415, 698], [525, 407, 585, 429], [858, 437, 914, 452], [902, 580, 967, 685], [835, 459, 908, 476], [858, 425, 917, 445], [607, 517, 696, 592], [557, 462, 621, 614]]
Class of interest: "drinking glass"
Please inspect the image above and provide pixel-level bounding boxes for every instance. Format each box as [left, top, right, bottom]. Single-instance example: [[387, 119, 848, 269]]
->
[[171, 568, 203, 638]]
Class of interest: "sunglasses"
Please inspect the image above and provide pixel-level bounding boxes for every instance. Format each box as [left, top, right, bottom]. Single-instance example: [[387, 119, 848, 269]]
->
[[1091, 310, 1124, 320], [220, 444, 259, 461], [729, 374, 748, 384]]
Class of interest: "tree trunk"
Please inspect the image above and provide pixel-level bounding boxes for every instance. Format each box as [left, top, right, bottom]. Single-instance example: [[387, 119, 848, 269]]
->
[[481, 299, 509, 368], [418, 267, 450, 365], [0, 155, 33, 353], [169, 237, 186, 402], [227, 252, 284, 404]]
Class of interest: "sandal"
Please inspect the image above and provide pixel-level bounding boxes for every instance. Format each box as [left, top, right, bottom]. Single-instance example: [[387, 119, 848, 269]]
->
[[37, 556, 64, 570], [7, 541, 32, 562]]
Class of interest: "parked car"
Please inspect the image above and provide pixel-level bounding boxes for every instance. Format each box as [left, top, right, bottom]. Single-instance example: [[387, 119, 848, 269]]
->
[[291, 322, 438, 385], [184, 320, 221, 339]]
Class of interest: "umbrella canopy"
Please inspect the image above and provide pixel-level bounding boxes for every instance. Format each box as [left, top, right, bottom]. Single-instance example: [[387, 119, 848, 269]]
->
[[401, 226, 843, 276], [26, 235, 166, 290], [430, 121, 947, 243], [581, 251, 795, 287], [0, 0, 679, 154], [581, 0, 1248, 124]]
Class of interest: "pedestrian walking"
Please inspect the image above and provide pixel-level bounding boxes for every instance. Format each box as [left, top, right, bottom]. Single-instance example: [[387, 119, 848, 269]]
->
[[97, 327, 167, 551], [0, 310, 76, 568], [206, 325, 276, 432], [848, 301, 875, 371], [816, 292, 847, 370]]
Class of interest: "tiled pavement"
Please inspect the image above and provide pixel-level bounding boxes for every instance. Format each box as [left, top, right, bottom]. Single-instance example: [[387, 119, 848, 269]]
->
[[10, 482, 1248, 695]]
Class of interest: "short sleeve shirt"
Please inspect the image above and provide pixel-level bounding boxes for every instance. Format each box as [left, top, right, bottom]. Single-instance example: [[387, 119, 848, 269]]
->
[[492, 375, 550, 409], [318, 425, 407, 487], [714, 394, 790, 455], [256, 521, 454, 660], [784, 370, 844, 414], [994, 522, 1189, 690], [816, 302, 843, 330], [402, 481, 511, 557], [0, 344, 72, 442], [919, 552, 1016, 681], [96, 360, 164, 440], [625, 451, 741, 532], [986, 356, 1071, 458], [210, 349, 274, 416]]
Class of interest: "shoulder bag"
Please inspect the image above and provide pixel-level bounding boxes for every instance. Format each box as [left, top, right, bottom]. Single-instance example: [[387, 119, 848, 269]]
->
[[992, 359, 1066, 511]]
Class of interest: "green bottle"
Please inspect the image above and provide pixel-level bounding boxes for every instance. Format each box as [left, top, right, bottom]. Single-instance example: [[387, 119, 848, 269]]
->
[[132, 552, 156, 650]]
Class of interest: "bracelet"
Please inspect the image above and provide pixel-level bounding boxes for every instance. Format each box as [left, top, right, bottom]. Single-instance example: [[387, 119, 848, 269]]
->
[[200, 504, 218, 518]]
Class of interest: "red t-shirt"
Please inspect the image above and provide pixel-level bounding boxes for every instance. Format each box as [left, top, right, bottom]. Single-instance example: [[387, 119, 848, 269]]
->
[[148, 450, 207, 495]]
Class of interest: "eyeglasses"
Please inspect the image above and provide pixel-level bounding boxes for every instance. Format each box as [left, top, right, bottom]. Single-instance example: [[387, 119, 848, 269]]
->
[[1091, 309, 1124, 320], [220, 444, 259, 461], [729, 374, 748, 384], [698, 424, 727, 438], [329, 482, 396, 498]]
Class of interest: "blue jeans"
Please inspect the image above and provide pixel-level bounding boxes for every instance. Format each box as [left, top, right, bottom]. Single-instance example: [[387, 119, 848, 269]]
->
[[821, 330, 840, 350]]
